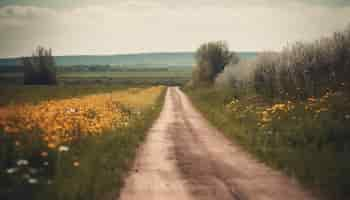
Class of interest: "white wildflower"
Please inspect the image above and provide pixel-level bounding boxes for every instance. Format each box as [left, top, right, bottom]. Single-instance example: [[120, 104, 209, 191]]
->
[[6, 168, 17, 174], [28, 178, 38, 184], [43, 161, 49, 166], [58, 145, 69, 152], [66, 108, 76, 113], [17, 159, 29, 166], [345, 114, 350, 120]]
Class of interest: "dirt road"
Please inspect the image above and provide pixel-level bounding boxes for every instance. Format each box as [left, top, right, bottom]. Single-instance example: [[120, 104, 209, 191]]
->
[[119, 87, 315, 200]]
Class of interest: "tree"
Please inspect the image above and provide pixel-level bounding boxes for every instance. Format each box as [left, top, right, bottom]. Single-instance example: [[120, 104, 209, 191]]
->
[[193, 41, 239, 86], [22, 46, 57, 85]]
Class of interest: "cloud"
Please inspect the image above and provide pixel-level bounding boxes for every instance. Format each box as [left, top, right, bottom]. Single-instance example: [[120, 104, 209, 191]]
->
[[0, 1, 350, 57], [0, 5, 57, 19], [2, 0, 350, 9]]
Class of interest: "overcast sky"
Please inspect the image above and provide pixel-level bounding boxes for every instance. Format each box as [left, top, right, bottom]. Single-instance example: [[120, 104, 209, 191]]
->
[[0, 0, 349, 57]]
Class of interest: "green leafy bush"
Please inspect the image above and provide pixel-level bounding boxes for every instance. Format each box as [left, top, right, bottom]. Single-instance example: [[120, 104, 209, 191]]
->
[[192, 41, 239, 86]]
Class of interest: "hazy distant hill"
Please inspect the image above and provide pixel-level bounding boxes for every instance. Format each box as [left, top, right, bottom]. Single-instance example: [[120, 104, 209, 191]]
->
[[0, 52, 257, 67]]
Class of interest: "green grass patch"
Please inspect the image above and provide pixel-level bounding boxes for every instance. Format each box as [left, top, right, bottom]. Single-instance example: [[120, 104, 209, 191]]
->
[[185, 87, 350, 200], [0, 67, 192, 87], [58, 69, 191, 79]]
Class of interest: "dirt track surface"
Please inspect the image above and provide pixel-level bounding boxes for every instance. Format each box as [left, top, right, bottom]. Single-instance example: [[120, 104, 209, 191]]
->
[[119, 87, 316, 200]]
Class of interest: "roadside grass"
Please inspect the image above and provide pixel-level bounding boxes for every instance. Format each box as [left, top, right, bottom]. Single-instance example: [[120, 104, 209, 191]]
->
[[185, 87, 350, 200], [0, 86, 166, 200]]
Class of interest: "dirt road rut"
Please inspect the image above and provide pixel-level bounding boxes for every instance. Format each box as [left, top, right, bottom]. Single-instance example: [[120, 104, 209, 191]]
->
[[119, 87, 315, 200]]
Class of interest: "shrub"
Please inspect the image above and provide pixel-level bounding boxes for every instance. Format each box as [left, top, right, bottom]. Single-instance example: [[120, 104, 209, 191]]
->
[[252, 52, 280, 98], [216, 24, 350, 100], [22, 46, 57, 85], [215, 59, 255, 92], [192, 41, 239, 86]]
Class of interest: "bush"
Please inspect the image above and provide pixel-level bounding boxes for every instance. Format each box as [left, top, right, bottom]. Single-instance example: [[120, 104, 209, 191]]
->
[[192, 41, 239, 86], [215, 59, 256, 96], [216, 25, 350, 100], [254, 28, 350, 99], [252, 52, 279, 98], [22, 46, 57, 85]]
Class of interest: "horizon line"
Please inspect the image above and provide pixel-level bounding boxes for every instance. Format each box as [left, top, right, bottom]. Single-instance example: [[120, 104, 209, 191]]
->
[[0, 50, 260, 60]]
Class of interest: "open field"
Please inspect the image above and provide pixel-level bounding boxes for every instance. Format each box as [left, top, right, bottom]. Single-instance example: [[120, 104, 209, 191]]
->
[[58, 68, 191, 85], [0, 52, 256, 86], [59, 70, 191, 79], [0, 67, 192, 86], [0, 85, 166, 200]]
